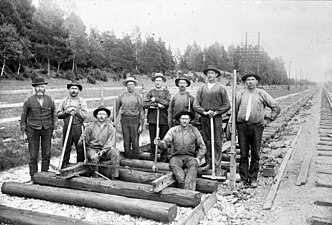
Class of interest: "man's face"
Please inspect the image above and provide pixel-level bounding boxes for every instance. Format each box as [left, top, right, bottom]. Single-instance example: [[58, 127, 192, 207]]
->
[[96, 110, 108, 122], [127, 82, 135, 93], [34, 84, 46, 97], [179, 115, 190, 127], [207, 70, 218, 82], [178, 80, 188, 92], [245, 76, 258, 89], [154, 77, 163, 88], [69, 86, 80, 97]]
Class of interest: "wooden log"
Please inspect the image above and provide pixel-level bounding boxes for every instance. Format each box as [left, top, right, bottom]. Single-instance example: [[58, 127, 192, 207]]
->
[[1, 182, 177, 222], [151, 172, 175, 192], [103, 168, 217, 193], [58, 163, 89, 179], [221, 161, 239, 172], [33, 172, 201, 207], [317, 145, 332, 151], [311, 216, 332, 225], [314, 195, 332, 207], [221, 153, 241, 162], [120, 158, 170, 171], [0, 205, 94, 225]]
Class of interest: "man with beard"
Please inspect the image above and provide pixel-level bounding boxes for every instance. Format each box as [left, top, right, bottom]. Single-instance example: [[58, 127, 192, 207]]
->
[[21, 76, 57, 182], [57, 81, 87, 167], [168, 75, 195, 127], [82, 106, 120, 179], [236, 72, 280, 188], [194, 65, 231, 175], [155, 111, 206, 190], [116, 77, 144, 159], [143, 73, 171, 162]]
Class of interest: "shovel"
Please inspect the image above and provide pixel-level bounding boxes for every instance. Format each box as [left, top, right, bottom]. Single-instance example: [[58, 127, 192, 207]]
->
[[152, 107, 160, 172], [203, 116, 226, 180], [57, 115, 73, 171]]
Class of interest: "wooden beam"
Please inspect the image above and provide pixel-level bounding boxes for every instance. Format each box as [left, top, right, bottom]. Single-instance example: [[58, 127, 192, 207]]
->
[[0, 205, 95, 225], [1, 182, 177, 222], [314, 195, 332, 207], [311, 216, 332, 225], [120, 158, 170, 171], [317, 145, 332, 151], [296, 152, 313, 186], [33, 172, 201, 207], [57, 163, 89, 179], [178, 192, 217, 225], [151, 172, 175, 192], [263, 127, 302, 210]]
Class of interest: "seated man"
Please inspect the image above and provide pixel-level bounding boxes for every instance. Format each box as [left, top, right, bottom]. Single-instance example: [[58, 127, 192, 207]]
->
[[82, 106, 120, 179], [155, 111, 206, 190]]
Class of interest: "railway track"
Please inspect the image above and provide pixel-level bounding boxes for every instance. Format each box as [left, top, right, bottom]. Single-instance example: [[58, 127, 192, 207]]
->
[[310, 87, 332, 224]]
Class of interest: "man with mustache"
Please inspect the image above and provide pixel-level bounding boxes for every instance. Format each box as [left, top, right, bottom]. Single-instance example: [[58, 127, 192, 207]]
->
[[236, 72, 280, 188], [168, 75, 195, 128], [116, 77, 144, 159], [82, 106, 120, 179], [21, 76, 57, 183], [57, 81, 87, 167], [155, 111, 206, 190]]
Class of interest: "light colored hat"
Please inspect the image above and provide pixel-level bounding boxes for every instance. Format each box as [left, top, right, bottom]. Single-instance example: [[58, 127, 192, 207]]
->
[[122, 77, 138, 86], [151, 73, 166, 82]]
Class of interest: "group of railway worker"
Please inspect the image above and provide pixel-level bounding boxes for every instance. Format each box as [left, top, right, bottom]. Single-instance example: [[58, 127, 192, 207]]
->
[[20, 64, 280, 189]]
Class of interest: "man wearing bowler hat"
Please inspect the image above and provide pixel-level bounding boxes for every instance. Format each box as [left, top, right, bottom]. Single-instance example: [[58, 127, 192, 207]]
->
[[194, 65, 231, 174], [116, 77, 144, 159], [21, 76, 57, 183], [143, 73, 171, 162], [236, 71, 280, 188], [81, 106, 120, 179], [57, 80, 87, 167], [168, 75, 195, 127], [155, 111, 206, 190]]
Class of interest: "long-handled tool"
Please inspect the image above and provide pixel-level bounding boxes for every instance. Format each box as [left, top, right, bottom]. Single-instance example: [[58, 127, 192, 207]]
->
[[203, 116, 226, 180], [229, 69, 238, 189], [57, 115, 73, 171], [81, 125, 88, 165], [152, 107, 160, 172]]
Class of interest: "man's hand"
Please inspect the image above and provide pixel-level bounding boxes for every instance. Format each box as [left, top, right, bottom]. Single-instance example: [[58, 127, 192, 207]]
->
[[194, 157, 200, 165], [260, 118, 271, 127], [138, 125, 143, 134], [204, 110, 216, 117], [151, 97, 156, 102], [154, 137, 161, 145], [22, 132, 28, 142], [157, 103, 165, 109], [97, 150, 105, 157]]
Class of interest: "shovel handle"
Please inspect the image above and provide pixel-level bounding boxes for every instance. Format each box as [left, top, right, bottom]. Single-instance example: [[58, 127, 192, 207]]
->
[[210, 116, 215, 177], [58, 115, 73, 170]]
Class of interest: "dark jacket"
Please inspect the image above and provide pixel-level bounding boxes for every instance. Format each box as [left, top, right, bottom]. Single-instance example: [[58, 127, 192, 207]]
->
[[21, 94, 57, 132]]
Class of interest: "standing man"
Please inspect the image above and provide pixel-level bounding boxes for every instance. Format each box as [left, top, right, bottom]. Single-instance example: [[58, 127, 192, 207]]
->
[[168, 75, 195, 127], [156, 111, 206, 190], [116, 77, 144, 159], [82, 106, 120, 179], [57, 81, 87, 167], [143, 73, 171, 162], [236, 72, 280, 188], [21, 76, 57, 182], [194, 65, 231, 174]]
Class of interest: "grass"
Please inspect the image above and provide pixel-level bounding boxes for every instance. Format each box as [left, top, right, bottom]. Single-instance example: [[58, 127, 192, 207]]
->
[[0, 75, 309, 171]]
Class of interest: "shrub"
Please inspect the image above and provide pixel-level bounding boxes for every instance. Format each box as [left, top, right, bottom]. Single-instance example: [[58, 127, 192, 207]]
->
[[87, 75, 96, 84]]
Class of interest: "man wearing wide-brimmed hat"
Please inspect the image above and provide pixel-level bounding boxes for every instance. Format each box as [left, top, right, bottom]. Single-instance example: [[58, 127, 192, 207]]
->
[[143, 73, 171, 162], [155, 111, 206, 190], [236, 71, 280, 189], [57, 80, 87, 167], [21, 76, 57, 183], [82, 105, 120, 179], [193, 65, 231, 174], [168, 75, 195, 127], [116, 77, 144, 159]]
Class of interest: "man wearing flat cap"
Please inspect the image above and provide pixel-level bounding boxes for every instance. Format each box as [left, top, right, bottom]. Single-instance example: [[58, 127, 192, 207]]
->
[[57, 80, 87, 167], [116, 77, 144, 159], [82, 106, 120, 179], [194, 65, 231, 174], [21, 76, 57, 182], [168, 75, 195, 128], [236, 71, 280, 189], [143, 73, 171, 162], [155, 111, 206, 190]]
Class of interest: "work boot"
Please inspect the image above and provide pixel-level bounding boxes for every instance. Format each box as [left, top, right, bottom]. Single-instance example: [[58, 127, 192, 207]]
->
[[200, 163, 212, 172], [250, 181, 258, 188], [237, 180, 247, 189]]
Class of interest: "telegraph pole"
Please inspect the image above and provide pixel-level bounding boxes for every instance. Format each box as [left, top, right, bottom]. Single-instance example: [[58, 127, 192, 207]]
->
[[244, 32, 248, 71], [257, 32, 260, 75]]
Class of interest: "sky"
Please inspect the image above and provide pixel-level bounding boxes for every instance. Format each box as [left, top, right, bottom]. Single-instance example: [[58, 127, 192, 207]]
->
[[37, 0, 332, 82]]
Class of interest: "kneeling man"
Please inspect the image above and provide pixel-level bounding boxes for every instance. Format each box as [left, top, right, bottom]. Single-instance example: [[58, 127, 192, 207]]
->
[[82, 106, 120, 179], [156, 111, 206, 190]]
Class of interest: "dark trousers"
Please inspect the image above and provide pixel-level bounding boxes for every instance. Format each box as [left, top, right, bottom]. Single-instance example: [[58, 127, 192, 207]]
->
[[121, 115, 140, 159], [237, 122, 264, 182], [169, 155, 198, 190], [62, 123, 84, 167], [26, 126, 53, 177], [201, 115, 223, 167], [149, 123, 169, 161]]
